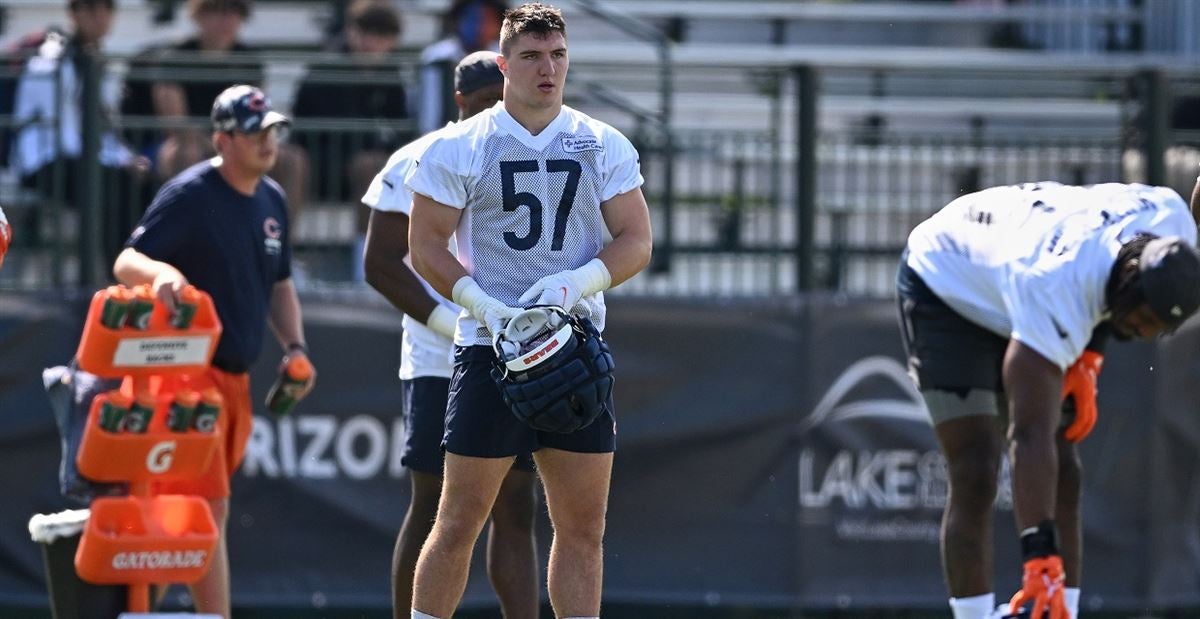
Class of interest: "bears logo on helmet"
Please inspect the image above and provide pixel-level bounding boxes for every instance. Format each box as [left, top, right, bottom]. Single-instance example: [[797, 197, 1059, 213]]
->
[[491, 306, 615, 434]]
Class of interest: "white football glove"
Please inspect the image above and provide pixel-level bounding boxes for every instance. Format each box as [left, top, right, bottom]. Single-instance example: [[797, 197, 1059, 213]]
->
[[517, 258, 612, 311], [452, 277, 521, 338]]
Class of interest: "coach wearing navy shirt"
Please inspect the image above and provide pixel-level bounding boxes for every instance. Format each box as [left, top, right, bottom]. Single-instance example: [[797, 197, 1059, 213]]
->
[[112, 84, 315, 619]]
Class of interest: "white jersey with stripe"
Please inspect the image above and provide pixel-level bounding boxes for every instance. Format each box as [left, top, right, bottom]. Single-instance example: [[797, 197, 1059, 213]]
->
[[362, 124, 459, 379], [405, 103, 644, 346], [905, 182, 1197, 370]]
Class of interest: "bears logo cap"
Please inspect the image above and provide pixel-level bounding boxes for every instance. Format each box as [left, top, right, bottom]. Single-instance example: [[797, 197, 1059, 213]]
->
[[211, 84, 290, 134]]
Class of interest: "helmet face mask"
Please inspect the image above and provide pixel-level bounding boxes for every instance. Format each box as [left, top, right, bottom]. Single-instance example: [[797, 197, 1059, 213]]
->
[[490, 306, 615, 434], [494, 307, 578, 378]]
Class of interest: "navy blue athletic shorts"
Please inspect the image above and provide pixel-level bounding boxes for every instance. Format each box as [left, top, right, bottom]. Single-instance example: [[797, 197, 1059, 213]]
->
[[445, 346, 617, 458], [402, 376, 535, 473]]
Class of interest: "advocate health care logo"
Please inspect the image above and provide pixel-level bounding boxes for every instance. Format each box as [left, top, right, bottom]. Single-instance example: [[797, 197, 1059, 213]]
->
[[796, 356, 1013, 543]]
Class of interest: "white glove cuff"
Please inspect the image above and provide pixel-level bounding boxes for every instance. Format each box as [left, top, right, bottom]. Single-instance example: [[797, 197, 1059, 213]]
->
[[573, 258, 612, 296], [452, 276, 484, 310], [426, 304, 459, 340]]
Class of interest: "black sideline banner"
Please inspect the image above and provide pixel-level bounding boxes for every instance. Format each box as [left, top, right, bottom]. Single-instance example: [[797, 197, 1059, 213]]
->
[[1, 292, 1197, 611]]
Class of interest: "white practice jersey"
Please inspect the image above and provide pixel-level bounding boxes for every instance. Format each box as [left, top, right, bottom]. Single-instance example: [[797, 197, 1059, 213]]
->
[[406, 103, 644, 346], [906, 182, 1197, 370], [362, 124, 459, 379]]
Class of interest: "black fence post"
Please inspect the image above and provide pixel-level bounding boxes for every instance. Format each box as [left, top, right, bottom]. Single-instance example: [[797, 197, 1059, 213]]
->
[[79, 52, 102, 288], [1139, 68, 1169, 188], [793, 65, 818, 292], [437, 59, 456, 128]]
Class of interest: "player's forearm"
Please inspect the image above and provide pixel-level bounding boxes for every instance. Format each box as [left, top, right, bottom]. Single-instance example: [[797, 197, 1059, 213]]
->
[[268, 278, 307, 350], [364, 249, 440, 324], [597, 229, 653, 287], [411, 241, 468, 301], [112, 247, 183, 287]]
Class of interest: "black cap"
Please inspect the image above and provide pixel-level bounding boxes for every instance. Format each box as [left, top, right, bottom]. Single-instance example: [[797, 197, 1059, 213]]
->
[[1138, 236, 1200, 329], [454, 51, 503, 95], [211, 85, 290, 134]]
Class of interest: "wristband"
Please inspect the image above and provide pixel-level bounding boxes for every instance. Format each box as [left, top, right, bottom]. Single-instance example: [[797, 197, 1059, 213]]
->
[[1019, 520, 1059, 560], [426, 304, 458, 340]]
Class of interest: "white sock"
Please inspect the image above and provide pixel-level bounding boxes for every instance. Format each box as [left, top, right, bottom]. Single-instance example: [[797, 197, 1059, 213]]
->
[[950, 592, 995, 619], [1065, 587, 1080, 618], [412, 611, 441, 619]]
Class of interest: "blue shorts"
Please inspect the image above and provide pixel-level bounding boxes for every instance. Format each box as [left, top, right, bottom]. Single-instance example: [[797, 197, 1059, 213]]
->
[[402, 376, 534, 473], [446, 346, 617, 458]]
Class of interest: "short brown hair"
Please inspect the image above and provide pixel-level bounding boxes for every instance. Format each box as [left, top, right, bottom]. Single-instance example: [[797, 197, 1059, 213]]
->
[[348, 0, 401, 37], [188, 0, 251, 20], [499, 3, 565, 55]]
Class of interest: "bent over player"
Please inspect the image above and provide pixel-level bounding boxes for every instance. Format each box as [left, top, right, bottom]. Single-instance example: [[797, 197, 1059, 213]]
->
[[897, 182, 1200, 619], [405, 4, 653, 618]]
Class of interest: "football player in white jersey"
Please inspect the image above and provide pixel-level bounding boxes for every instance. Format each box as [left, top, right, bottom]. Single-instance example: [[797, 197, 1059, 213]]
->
[[897, 182, 1200, 619], [405, 4, 653, 618], [362, 51, 539, 619]]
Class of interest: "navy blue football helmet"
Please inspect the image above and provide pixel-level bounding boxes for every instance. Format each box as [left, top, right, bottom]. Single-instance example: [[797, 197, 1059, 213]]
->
[[491, 306, 615, 434]]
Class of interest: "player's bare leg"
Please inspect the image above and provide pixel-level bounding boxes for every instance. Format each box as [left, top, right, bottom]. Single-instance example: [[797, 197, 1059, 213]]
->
[[393, 470, 441, 619], [412, 454, 515, 617], [934, 414, 1004, 597], [535, 448, 613, 618], [487, 468, 540, 619], [189, 496, 231, 618]]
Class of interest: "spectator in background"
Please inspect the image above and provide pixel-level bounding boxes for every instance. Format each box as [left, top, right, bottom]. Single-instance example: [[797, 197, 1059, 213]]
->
[[120, 0, 307, 221], [9, 0, 151, 266], [125, 0, 262, 180], [292, 0, 409, 280], [417, 0, 507, 134], [1, 28, 61, 172]]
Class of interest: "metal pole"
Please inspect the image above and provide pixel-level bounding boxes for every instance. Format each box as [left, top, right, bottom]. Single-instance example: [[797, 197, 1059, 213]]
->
[[655, 36, 674, 273], [793, 65, 818, 292], [80, 51, 102, 288], [1140, 68, 1169, 188]]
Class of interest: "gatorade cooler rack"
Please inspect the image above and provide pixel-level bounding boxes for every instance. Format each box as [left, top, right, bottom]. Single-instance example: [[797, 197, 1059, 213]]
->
[[73, 287, 223, 613]]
